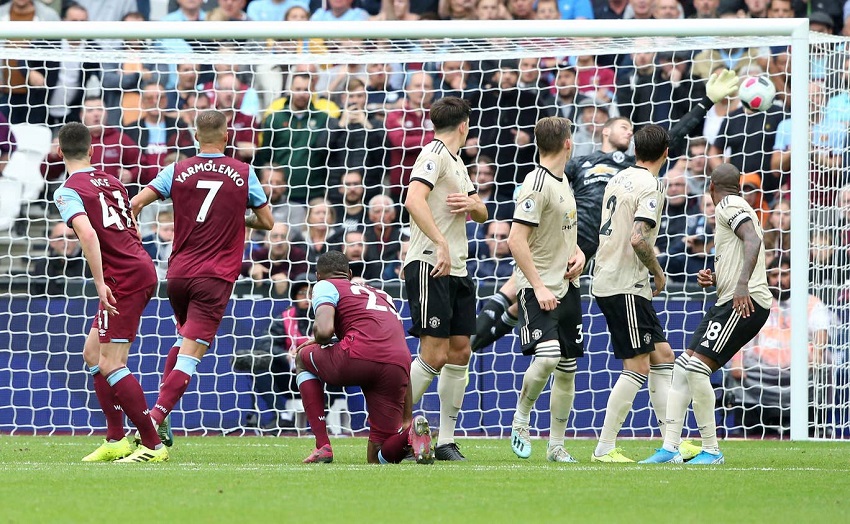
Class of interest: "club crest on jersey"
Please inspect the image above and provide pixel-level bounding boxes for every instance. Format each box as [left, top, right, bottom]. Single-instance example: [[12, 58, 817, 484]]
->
[[55, 196, 67, 210], [429, 316, 441, 328], [424, 160, 436, 173], [532, 329, 542, 340], [612, 151, 626, 163], [520, 198, 535, 213]]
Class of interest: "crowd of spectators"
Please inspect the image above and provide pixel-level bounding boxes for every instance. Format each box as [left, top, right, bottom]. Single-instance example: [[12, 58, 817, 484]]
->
[[3, 0, 850, 434]]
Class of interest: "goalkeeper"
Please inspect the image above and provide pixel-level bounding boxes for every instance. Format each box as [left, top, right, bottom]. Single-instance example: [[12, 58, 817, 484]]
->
[[471, 69, 740, 352]]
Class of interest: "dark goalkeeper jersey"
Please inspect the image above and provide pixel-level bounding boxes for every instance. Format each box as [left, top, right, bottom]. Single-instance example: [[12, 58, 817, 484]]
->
[[565, 149, 634, 258]]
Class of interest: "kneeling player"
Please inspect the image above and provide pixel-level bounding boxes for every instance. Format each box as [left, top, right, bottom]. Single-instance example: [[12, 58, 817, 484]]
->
[[295, 251, 432, 465], [641, 164, 771, 465]]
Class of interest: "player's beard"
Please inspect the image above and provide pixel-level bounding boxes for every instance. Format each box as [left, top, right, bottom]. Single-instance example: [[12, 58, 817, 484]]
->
[[770, 286, 790, 302]]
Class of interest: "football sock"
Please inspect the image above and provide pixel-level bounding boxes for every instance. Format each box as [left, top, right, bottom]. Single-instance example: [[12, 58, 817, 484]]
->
[[378, 431, 410, 464], [687, 358, 720, 453], [471, 292, 517, 352], [297, 371, 330, 449], [595, 370, 646, 457], [549, 359, 577, 448], [107, 367, 161, 449], [649, 362, 674, 435], [436, 363, 467, 447], [91, 366, 124, 442], [513, 356, 558, 427], [662, 354, 692, 453], [410, 357, 438, 404], [151, 354, 199, 426], [162, 343, 181, 383]]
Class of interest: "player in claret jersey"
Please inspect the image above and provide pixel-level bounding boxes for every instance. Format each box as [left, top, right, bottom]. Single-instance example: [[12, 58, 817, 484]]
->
[[131, 110, 274, 453], [295, 251, 433, 465], [53, 122, 166, 463]]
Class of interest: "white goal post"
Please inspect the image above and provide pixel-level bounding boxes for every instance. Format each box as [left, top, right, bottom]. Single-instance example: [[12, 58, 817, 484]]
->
[[0, 18, 825, 441]]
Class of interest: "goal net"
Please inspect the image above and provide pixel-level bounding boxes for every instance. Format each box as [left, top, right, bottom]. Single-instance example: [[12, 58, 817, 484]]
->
[[0, 20, 845, 441]]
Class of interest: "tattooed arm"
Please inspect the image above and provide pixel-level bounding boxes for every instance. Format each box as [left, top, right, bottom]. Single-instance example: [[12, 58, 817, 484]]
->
[[630, 219, 666, 297]]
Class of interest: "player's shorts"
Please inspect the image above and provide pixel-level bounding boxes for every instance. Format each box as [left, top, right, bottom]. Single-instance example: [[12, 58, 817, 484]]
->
[[92, 282, 156, 344], [689, 300, 770, 367], [517, 285, 584, 359], [404, 261, 476, 338], [167, 277, 234, 346], [300, 340, 408, 444], [595, 293, 667, 360]]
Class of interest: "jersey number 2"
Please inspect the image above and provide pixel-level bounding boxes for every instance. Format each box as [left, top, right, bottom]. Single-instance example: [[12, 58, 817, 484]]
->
[[196, 180, 223, 222], [350, 284, 389, 312], [99, 191, 132, 231], [599, 195, 617, 236]]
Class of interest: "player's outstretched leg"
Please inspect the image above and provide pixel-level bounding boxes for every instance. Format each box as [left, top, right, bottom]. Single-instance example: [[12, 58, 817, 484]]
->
[[685, 356, 724, 465], [547, 361, 578, 463], [471, 291, 518, 352], [511, 354, 559, 459]]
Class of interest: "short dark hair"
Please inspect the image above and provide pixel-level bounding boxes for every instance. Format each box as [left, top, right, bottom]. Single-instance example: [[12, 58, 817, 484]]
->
[[603, 116, 631, 130], [57, 122, 91, 161], [316, 250, 350, 277], [768, 255, 790, 271], [633, 124, 669, 162], [195, 109, 228, 145], [534, 116, 572, 156], [430, 97, 471, 133]]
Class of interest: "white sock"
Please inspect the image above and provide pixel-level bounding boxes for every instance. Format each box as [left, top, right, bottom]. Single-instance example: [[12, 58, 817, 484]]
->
[[436, 363, 467, 446], [513, 357, 559, 427], [410, 357, 439, 404], [687, 358, 720, 454], [595, 370, 646, 457], [649, 363, 673, 436], [662, 354, 692, 452], [548, 359, 577, 448]]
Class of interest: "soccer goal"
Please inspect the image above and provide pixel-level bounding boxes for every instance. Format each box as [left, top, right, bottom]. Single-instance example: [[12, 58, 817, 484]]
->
[[0, 18, 843, 442]]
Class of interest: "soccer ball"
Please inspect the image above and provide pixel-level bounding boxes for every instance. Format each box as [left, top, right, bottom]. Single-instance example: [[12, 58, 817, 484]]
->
[[738, 75, 776, 112]]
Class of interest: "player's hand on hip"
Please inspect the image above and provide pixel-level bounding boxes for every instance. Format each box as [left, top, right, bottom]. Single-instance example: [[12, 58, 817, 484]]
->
[[446, 193, 475, 215], [430, 243, 451, 278], [652, 271, 666, 297], [97, 284, 119, 316], [565, 249, 586, 281], [696, 269, 715, 288], [293, 338, 316, 357], [533, 286, 559, 311], [733, 284, 755, 318]]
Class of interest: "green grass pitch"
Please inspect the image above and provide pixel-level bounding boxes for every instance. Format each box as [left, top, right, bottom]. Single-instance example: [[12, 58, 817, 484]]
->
[[1, 436, 848, 523]]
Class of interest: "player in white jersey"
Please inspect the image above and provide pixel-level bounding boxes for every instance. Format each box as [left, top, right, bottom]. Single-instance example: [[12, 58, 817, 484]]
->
[[508, 117, 585, 463], [641, 163, 771, 465], [403, 96, 488, 461], [591, 125, 677, 463]]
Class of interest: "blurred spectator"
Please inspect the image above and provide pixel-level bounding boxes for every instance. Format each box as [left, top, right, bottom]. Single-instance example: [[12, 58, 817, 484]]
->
[[210, 0, 249, 20], [0, 111, 16, 175], [553, 66, 590, 121], [653, 0, 683, 18], [343, 229, 367, 280], [248, 223, 309, 297], [124, 84, 195, 185], [762, 197, 790, 267], [742, 0, 767, 17], [728, 257, 832, 438], [335, 170, 367, 231], [44, 97, 141, 187], [260, 165, 308, 227], [385, 70, 434, 200], [326, 78, 386, 195], [1, 37, 56, 125], [436, 60, 476, 101], [623, 0, 653, 19], [46, 4, 103, 127], [767, 0, 792, 18], [165, 63, 203, 116], [476, 0, 510, 19], [594, 0, 628, 19], [681, 190, 715, 276], [163, 0, 206, 20], [468, 220, 514, 281], [142, 208, 174, 280], [298, 197, 344, 271], [553, 0, 594, 19], [258, 72, 330, 204], [29, 221, 89, 296], [212, 72, 259, 162], [571, 102, 610, 157], [311, 0, 369, 20], [809, 229, 848, 307], [365, 62, 401, 119], [247, 0, 302, 21], [677, 138, 709, 196], [740, 172, 770, 227], [385, 238, 410, 280], [0, 0, 60, 21], [574, 54, 616, 103], [362, 195, 403, 280], [691, 0, 719, 18], [691, 46, 765, 80], [508, 0, 534, 19], [470, 155, 509, 219], [616, 50, 694, 131], [656, 167, 702, 280], [439, 0, 476, 19], [71, 0, 138, 22], [518, 57, 556, 108]]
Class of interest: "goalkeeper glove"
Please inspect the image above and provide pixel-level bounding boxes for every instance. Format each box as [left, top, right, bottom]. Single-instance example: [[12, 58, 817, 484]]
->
[[706, 69, 740, 103]]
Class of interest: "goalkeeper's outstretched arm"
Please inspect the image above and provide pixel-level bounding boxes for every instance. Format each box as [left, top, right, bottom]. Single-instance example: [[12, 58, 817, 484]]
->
[[668, 69, 739, 153]]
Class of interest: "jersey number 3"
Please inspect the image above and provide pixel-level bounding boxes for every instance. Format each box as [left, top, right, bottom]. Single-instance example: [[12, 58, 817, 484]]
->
[[599, 195, 617, 236]]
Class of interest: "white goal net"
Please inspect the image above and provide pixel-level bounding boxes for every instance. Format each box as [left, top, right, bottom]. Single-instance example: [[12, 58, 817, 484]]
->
[[0, 20, 846, 441]]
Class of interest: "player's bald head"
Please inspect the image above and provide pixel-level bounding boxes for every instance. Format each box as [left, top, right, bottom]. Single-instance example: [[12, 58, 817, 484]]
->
[[195, 109, 228, 145], [316, 250, 350, 280], [710, 163, 742, 192]]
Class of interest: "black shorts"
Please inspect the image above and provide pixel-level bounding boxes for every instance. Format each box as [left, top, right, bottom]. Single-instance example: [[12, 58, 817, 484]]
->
[[689, 300, 770, 367], [404, 261, 476, 338], [517, 285, 584, 359], [595, 293, 667, 360]]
